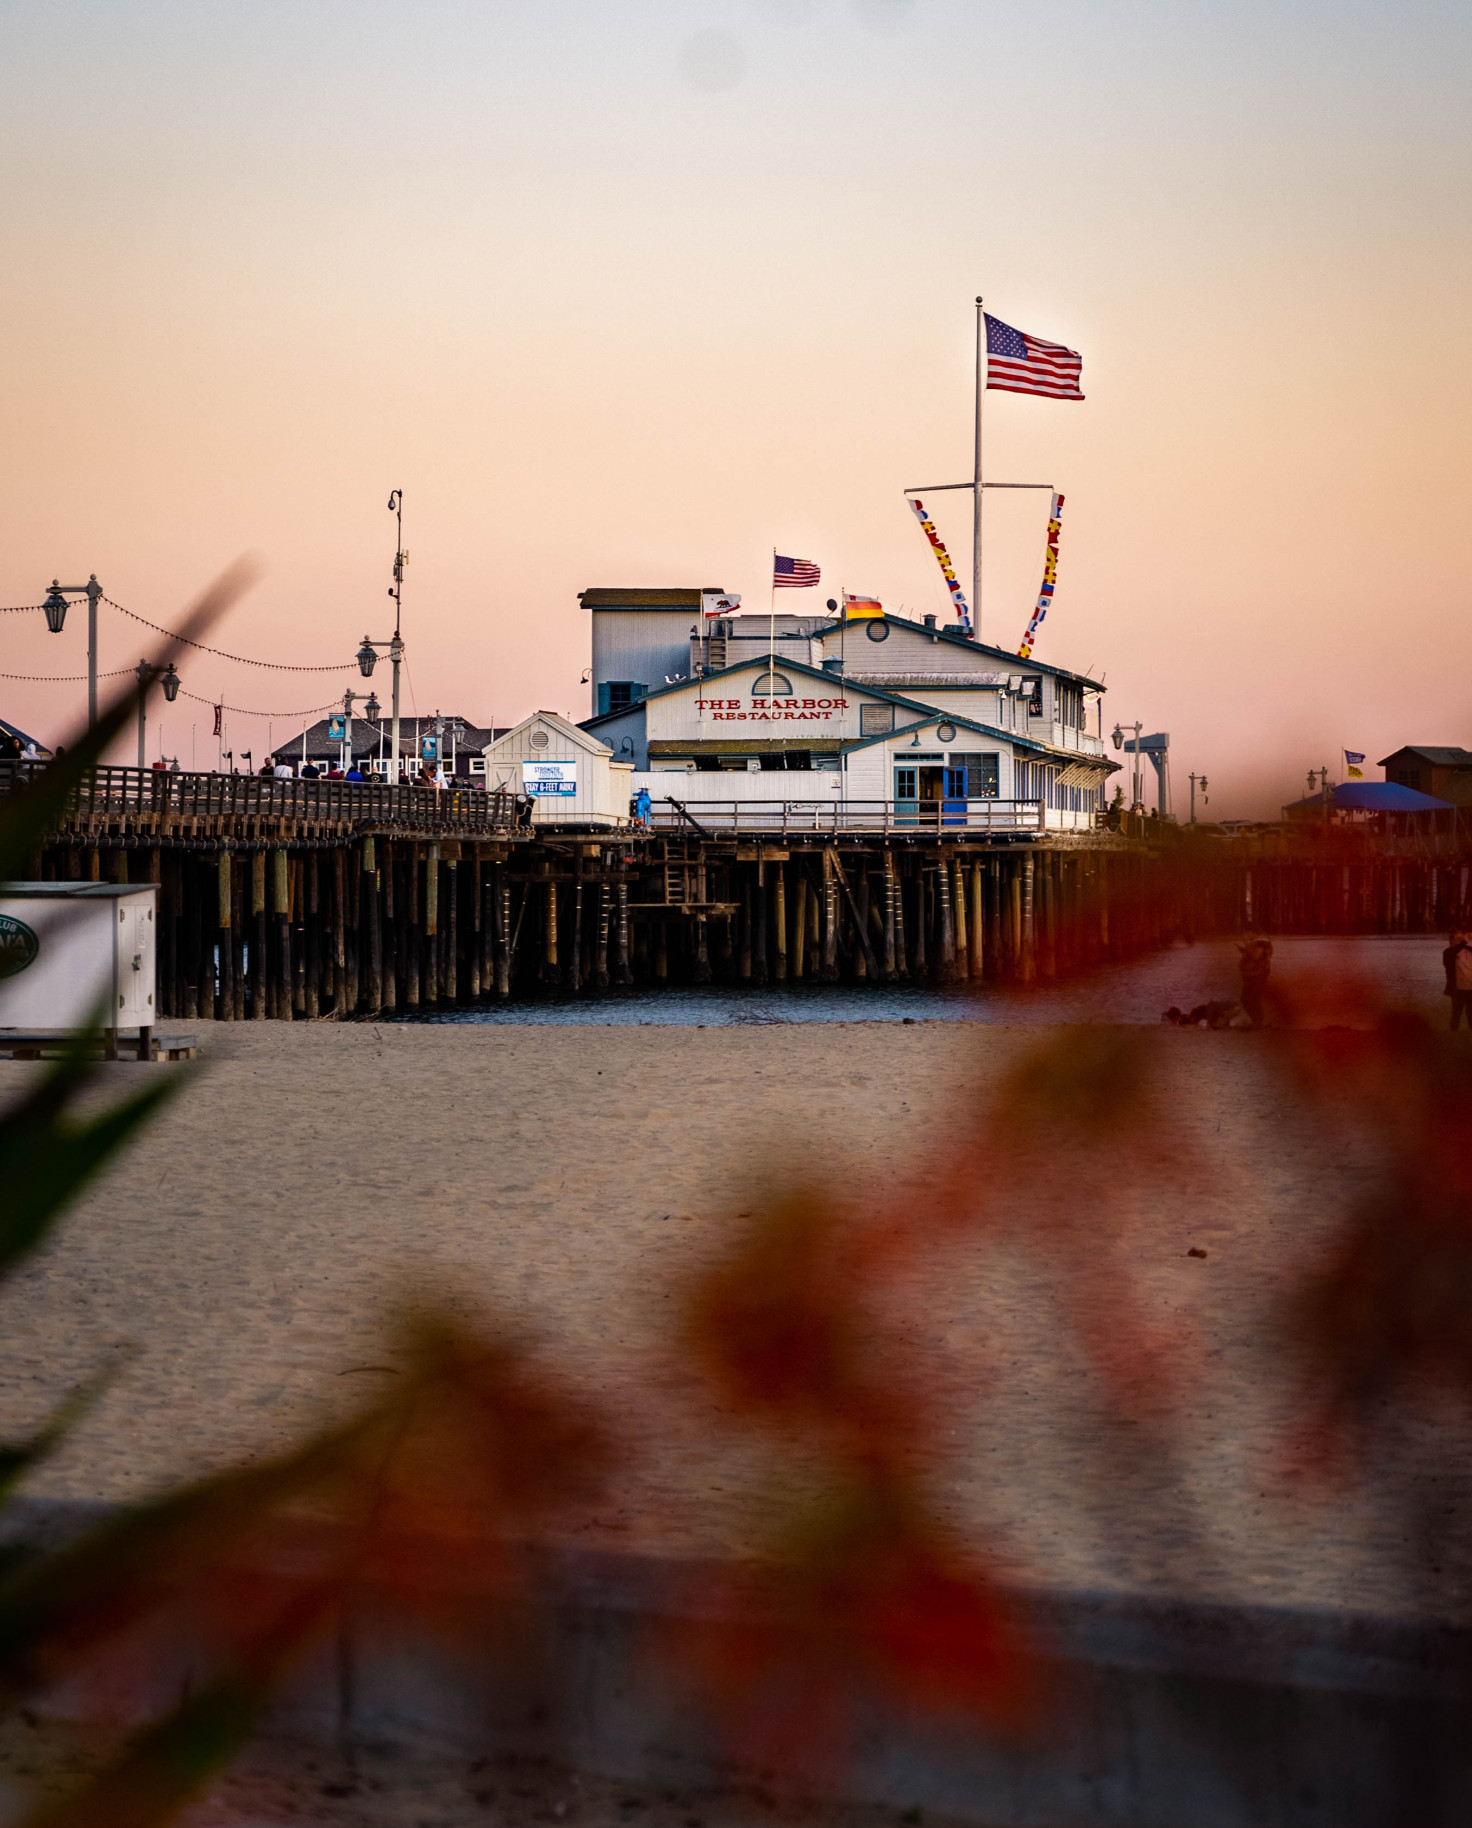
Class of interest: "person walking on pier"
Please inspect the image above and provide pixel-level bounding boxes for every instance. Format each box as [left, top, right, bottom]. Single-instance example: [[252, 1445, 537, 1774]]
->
[[1444, 931, 1472, 1031], [1238, 933, 1273, 1028]]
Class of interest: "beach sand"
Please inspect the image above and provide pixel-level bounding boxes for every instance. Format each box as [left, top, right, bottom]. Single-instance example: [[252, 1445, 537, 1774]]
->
[[1, 1016, 1467, 1627]]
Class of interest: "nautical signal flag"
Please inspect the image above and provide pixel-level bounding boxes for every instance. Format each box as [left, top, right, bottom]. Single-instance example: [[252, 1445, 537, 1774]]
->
[[773, 555, 820, 588], [1345, 750, 1365, 779], [842, 593, 883, 620], [985, 314, 1084, 401]]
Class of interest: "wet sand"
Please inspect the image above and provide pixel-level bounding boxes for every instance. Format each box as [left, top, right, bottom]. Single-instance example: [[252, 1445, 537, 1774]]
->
[[1, 1016, 1467, 1625]]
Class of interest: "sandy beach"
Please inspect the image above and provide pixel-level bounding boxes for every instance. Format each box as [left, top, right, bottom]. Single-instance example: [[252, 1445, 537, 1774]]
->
[[0, 1012, 1467, 1628]]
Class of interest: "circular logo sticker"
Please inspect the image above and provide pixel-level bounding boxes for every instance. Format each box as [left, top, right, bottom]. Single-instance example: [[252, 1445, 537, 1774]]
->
[[0, 914, 40, 980]]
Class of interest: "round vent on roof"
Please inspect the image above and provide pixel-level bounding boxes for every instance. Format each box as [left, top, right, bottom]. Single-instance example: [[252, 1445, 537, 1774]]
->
[[529, 728, 550, 750], [937, 722, 957, 742], [865, 621, 889, 642]]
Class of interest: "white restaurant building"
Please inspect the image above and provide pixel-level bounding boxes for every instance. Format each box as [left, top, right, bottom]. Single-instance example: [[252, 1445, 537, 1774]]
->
[[568, 588, 1116, 832]]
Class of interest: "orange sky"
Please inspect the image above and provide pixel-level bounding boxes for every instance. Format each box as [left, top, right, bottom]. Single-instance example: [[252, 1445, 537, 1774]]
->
[[2, 0, 1468, 813]]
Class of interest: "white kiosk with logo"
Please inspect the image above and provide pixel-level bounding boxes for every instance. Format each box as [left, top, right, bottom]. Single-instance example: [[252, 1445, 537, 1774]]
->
[[0, 882, 165, 1060]]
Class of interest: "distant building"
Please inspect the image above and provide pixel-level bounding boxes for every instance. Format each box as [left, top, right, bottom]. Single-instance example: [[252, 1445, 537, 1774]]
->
[[1379, 747, 1472, 807], [273, 712, 505, 779]]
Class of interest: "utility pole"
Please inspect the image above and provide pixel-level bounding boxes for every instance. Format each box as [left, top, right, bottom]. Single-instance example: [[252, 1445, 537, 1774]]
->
[[388, 490, 406, 784], [973, 297, 985, 645]]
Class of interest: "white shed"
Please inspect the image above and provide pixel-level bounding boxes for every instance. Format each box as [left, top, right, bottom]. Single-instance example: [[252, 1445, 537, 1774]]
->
[[480, 711, 633, 828]]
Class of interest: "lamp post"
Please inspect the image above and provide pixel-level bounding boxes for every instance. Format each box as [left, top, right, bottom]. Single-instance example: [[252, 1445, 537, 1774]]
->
[[41, 575, 104, 726], [1111, 720, 1145, 810], [355, 488, 408, 783], [131, 660, 181, 768], [1189, 771, 1208, 823]]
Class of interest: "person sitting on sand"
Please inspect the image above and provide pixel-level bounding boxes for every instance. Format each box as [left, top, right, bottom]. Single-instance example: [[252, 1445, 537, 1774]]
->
[[1237, 934, 1273, 1028], [1444, 930, 1472, 1031]]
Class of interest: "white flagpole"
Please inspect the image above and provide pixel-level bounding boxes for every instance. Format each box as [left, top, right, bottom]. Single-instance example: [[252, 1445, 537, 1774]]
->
[[768, 548, 776, 697], [973, 296, 985, 644]]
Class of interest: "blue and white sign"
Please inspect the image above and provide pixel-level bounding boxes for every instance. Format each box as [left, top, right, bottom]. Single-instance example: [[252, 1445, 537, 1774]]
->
[[522, 760, 577, 797], [327, 714, 347, 742], [420, 735, 439, 761]]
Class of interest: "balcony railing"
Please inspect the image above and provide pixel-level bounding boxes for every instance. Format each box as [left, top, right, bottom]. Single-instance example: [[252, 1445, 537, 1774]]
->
[[0, 762, 518, 834], [646, 797, 1047, 835]]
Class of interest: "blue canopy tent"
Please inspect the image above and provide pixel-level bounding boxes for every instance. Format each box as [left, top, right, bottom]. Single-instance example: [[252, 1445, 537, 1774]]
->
[[1284, 781, 1455, 820]]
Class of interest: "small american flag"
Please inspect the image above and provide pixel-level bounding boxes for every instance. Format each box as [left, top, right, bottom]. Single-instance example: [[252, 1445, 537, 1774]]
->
[[986, 314, 1084, 401], [773, 554, 821, 588]]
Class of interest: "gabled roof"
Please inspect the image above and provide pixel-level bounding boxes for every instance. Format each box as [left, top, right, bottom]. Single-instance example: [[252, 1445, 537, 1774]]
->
[[579, 588, 724, 609], [578, 654, 937, 731], [483, 709, 614, 758], [822, 614, 1102, 689], [1378, 746, 1472, 768]]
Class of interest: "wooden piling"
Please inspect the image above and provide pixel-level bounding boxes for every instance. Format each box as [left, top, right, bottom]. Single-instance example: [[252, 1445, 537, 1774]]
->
[[1020, 853, 1037, 982], [739, 879, 753, 981], [594, 880, 610, 990], [217, 849, 234, 1020], [306, 851, 321, 1019], [969, 860, 984, 979], [252, 851, 268, 1019], [423, 845, 439, 1007], [363, 836, 382, 1014], [792, 874, 807, 980], [773, 865, 788, 982], [444, 859, 459, 1002], [616, 874, 632, 984], [821, 850, 839, 983], [951, 853, 968, 980], [936, 852, 957, 980]]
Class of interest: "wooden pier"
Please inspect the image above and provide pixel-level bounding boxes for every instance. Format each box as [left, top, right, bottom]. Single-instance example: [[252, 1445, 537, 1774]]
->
[[6, 764, 1470, 1017]]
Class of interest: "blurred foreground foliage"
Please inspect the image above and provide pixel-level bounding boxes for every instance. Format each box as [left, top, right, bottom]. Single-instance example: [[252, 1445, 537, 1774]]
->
[[3, 585, 1472, 1819]]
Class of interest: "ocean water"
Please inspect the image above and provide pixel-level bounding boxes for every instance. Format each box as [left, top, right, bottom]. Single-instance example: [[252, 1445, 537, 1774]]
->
[[397, 935, 1453, 1028]]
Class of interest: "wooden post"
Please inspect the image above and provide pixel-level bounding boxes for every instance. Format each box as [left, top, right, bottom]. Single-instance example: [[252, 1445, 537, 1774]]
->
[[1020, 853, 1037, 982], [380, 841, 397, 1013], [694, 851, 711, 983], [752, 864, 768, 984], [882, 851, 897, 980], [444, 859, 459, 1001], [969, 860, 984, 979], [821, 850, 839, 982], [252, 850, 268, 1018], [616, 874, 632, 984], [363, 835, 382, 1014], [936, 852, 956, 979], [654, 918, 668, 982], [773, 866, 787, 982], [405, 846, 421, 1008], [792, 873, 807, 980], [542, 876, 558, 983], [423, 845, 439, 1006], [170, 854, 186, 1019], [290, 856, 306, 1015], [182, 859, 199, 1020], [305, 851, 321, 1019], [231, 859, 247, 1020], [332, 848, 347, 1013], [739, 877, 753, 981], [852, 863, 869, 981], [912, 864, 927, 978], [1008, 859, 1022, 975], [594, 880, 610, 989], [490, 865, 508, 998], [269, 849, 289, 1019], [951, 854, 968, 979], [470, 856, 484, 999], [217, 849, 234, 1020], [892, 852, 908, 979]]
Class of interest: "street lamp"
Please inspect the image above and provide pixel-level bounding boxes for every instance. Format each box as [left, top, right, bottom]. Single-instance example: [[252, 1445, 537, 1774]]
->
[[41, 575, 104, 725], [1189, 772, 1208, 823], [131, 659, 183, 769], [1111, 720, 1145, 810], [355, 490, 409, 781]]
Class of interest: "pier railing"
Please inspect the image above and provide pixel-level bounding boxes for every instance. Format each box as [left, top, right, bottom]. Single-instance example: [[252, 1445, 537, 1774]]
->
[[646, 797, 1049, 836], [0, 761, 518, 835]]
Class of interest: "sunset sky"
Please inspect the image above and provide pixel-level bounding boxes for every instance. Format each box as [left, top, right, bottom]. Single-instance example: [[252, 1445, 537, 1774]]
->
[[2, 0, 1468, 813]]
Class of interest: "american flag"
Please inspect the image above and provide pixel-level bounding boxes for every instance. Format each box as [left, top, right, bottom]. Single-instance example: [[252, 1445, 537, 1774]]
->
[[985, 314, 1084, 401], [773, 554, 821, 588]]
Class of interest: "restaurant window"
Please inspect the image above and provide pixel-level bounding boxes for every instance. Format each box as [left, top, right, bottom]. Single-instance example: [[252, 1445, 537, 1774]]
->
[[950, 752, 999, 798], [1023, 677, 1043, 716]]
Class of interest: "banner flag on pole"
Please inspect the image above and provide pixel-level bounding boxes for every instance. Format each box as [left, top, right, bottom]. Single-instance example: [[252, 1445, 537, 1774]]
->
[[1018, 493, 1064, 659], [841, 593, 883, 621], [702, 591, 742, 619], [212, 704, 223, 738], [1344, 750, 1365, 779], [907, 496, 972, 631]]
